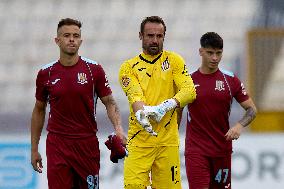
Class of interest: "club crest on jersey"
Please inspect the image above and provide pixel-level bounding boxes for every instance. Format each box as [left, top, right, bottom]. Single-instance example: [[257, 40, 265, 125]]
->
[[77, 72, 88, 84], [215, 80, 225, 91], [161, 58, 170, 71], [121, 76, 130, 87]]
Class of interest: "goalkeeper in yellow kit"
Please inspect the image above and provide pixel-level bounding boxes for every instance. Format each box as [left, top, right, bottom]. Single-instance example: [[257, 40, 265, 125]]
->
[[119, 16, 196, 189]]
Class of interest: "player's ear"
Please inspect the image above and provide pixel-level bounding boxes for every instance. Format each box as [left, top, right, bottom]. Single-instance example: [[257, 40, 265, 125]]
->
[[199, 48, 203, 56], [55, 37, 59, 45], [139, 32, 143, 40]]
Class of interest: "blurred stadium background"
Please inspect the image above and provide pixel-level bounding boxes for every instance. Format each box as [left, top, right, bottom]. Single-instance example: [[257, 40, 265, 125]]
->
[[0, 0, 283, 188]]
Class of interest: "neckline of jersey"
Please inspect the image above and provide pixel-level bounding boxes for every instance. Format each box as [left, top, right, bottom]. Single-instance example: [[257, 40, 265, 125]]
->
[[58, 56, 81, 69], [198, 68, 220, 76], [139, 52, 163, 64]]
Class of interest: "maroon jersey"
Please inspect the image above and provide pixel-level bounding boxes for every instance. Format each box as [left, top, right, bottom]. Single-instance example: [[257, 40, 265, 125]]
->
[[185, 69, 249, 156], [36, 56, 111, 138]]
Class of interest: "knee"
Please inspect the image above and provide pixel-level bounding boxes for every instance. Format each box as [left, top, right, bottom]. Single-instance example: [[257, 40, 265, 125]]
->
[[124, 184, 147, 189]]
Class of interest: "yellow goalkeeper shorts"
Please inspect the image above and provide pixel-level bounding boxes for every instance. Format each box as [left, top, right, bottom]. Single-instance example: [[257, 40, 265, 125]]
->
[[124, 145, 182, 189]]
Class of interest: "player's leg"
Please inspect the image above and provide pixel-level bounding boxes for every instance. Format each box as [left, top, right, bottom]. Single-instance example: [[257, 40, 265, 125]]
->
[[69, 135, 100, 189], [124, 146, 155, 189], [209, 155, 231, 189], [151, 146, 182, 189], [46, 133, 74, 189], [185, 153, 210, 189]]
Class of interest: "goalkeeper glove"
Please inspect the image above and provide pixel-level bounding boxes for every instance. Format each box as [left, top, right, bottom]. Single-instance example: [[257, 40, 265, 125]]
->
[[135, 110, 158, 136], [143, 98, 177, 122]]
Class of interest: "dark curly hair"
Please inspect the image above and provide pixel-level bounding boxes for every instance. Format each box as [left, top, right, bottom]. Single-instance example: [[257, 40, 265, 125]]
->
[[200, 32, 223, 49]]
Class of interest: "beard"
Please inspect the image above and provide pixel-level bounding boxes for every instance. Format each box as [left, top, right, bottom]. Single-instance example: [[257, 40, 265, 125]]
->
[[143, 43, 163, 56], [66, 51, 77, 56]]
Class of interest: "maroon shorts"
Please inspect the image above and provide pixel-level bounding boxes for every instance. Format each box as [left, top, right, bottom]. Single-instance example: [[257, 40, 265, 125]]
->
[[46, 133, 100, 189], [185, 153, 231, 189]]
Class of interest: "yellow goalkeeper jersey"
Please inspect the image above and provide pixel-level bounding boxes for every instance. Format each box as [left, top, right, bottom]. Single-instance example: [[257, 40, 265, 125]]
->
[[119, 50, 196, 147]]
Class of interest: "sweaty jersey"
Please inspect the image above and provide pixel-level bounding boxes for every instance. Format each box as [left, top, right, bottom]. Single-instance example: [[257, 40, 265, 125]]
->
[[119, 50, 196, 147], [35, 56, 111, 138], [185, 69, 249, 156]]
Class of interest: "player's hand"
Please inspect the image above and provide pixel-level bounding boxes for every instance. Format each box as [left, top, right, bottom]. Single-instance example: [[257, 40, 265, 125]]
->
[[115, 130, 128, 145], [135, 110, 158, 136], [225, 123, 243, 141], [144, 99, 177, 122], [143, 105, 166, 123], [31, 151, 43, 173]]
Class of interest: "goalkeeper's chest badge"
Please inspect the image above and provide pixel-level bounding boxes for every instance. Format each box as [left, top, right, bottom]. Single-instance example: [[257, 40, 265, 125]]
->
[[161, 59, 170, 71], [121, 76, 130, 87]]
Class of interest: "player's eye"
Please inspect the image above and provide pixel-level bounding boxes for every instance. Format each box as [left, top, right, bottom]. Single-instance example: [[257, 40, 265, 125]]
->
[[63, 33, 70, 37], [73, 34, 80, 38], [157, 34, 164, 38]]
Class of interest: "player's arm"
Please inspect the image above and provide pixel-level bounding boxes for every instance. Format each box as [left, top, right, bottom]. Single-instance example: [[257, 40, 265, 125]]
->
[[238, 98, 257, 127], [143, 54, 196, 122], [119, 62, 157, 136], [93, 64, 127, 142], [225, 98, 257, 140], [131, 101, 147, 113], [172, 54, 196, 107], [31, 100, 47, 173], [100, 94, 127, 144]]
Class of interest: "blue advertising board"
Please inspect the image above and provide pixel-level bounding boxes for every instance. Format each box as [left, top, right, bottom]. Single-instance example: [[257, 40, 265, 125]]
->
[[0, 143, 37, 189]]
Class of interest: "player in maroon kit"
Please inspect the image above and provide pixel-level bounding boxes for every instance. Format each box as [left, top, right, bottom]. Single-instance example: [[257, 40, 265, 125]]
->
[[30, 18, 126, 189], [185, 32, 257, 189]]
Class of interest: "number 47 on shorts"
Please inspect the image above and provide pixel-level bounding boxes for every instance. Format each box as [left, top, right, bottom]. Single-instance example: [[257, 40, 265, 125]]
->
[[214, 168, 229, 183]]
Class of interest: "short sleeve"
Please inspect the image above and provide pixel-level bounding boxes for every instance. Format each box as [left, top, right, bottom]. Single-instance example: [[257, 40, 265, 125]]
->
[[35, 69, 48, 102], [94, 64, 112, 98], [232, 75, 249, 103]]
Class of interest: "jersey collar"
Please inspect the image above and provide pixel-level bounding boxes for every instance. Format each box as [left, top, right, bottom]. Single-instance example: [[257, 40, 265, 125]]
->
[[139, 51, 163, 64]]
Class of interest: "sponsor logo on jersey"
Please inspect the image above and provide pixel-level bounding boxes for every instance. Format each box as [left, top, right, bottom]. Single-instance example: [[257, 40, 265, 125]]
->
[[138, 67, 146, 71], [51, 78, 60, 85], [182, 65, 189, 76], [77, 72, 88, 84], [121, 76, 130, 87], [161, 58, 170, 71], [215, 80, 225, 91], [194, 84, 200, 88], [225, 183, 231, 188]]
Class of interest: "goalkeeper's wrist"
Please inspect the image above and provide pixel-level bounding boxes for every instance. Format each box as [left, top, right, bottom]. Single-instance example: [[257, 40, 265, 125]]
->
[[159, 98, 177, 112], [135, 110, 143, 122]]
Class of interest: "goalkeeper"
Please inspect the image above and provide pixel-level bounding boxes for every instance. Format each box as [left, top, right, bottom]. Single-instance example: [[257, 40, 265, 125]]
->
[[119, 16, 196, 189]]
